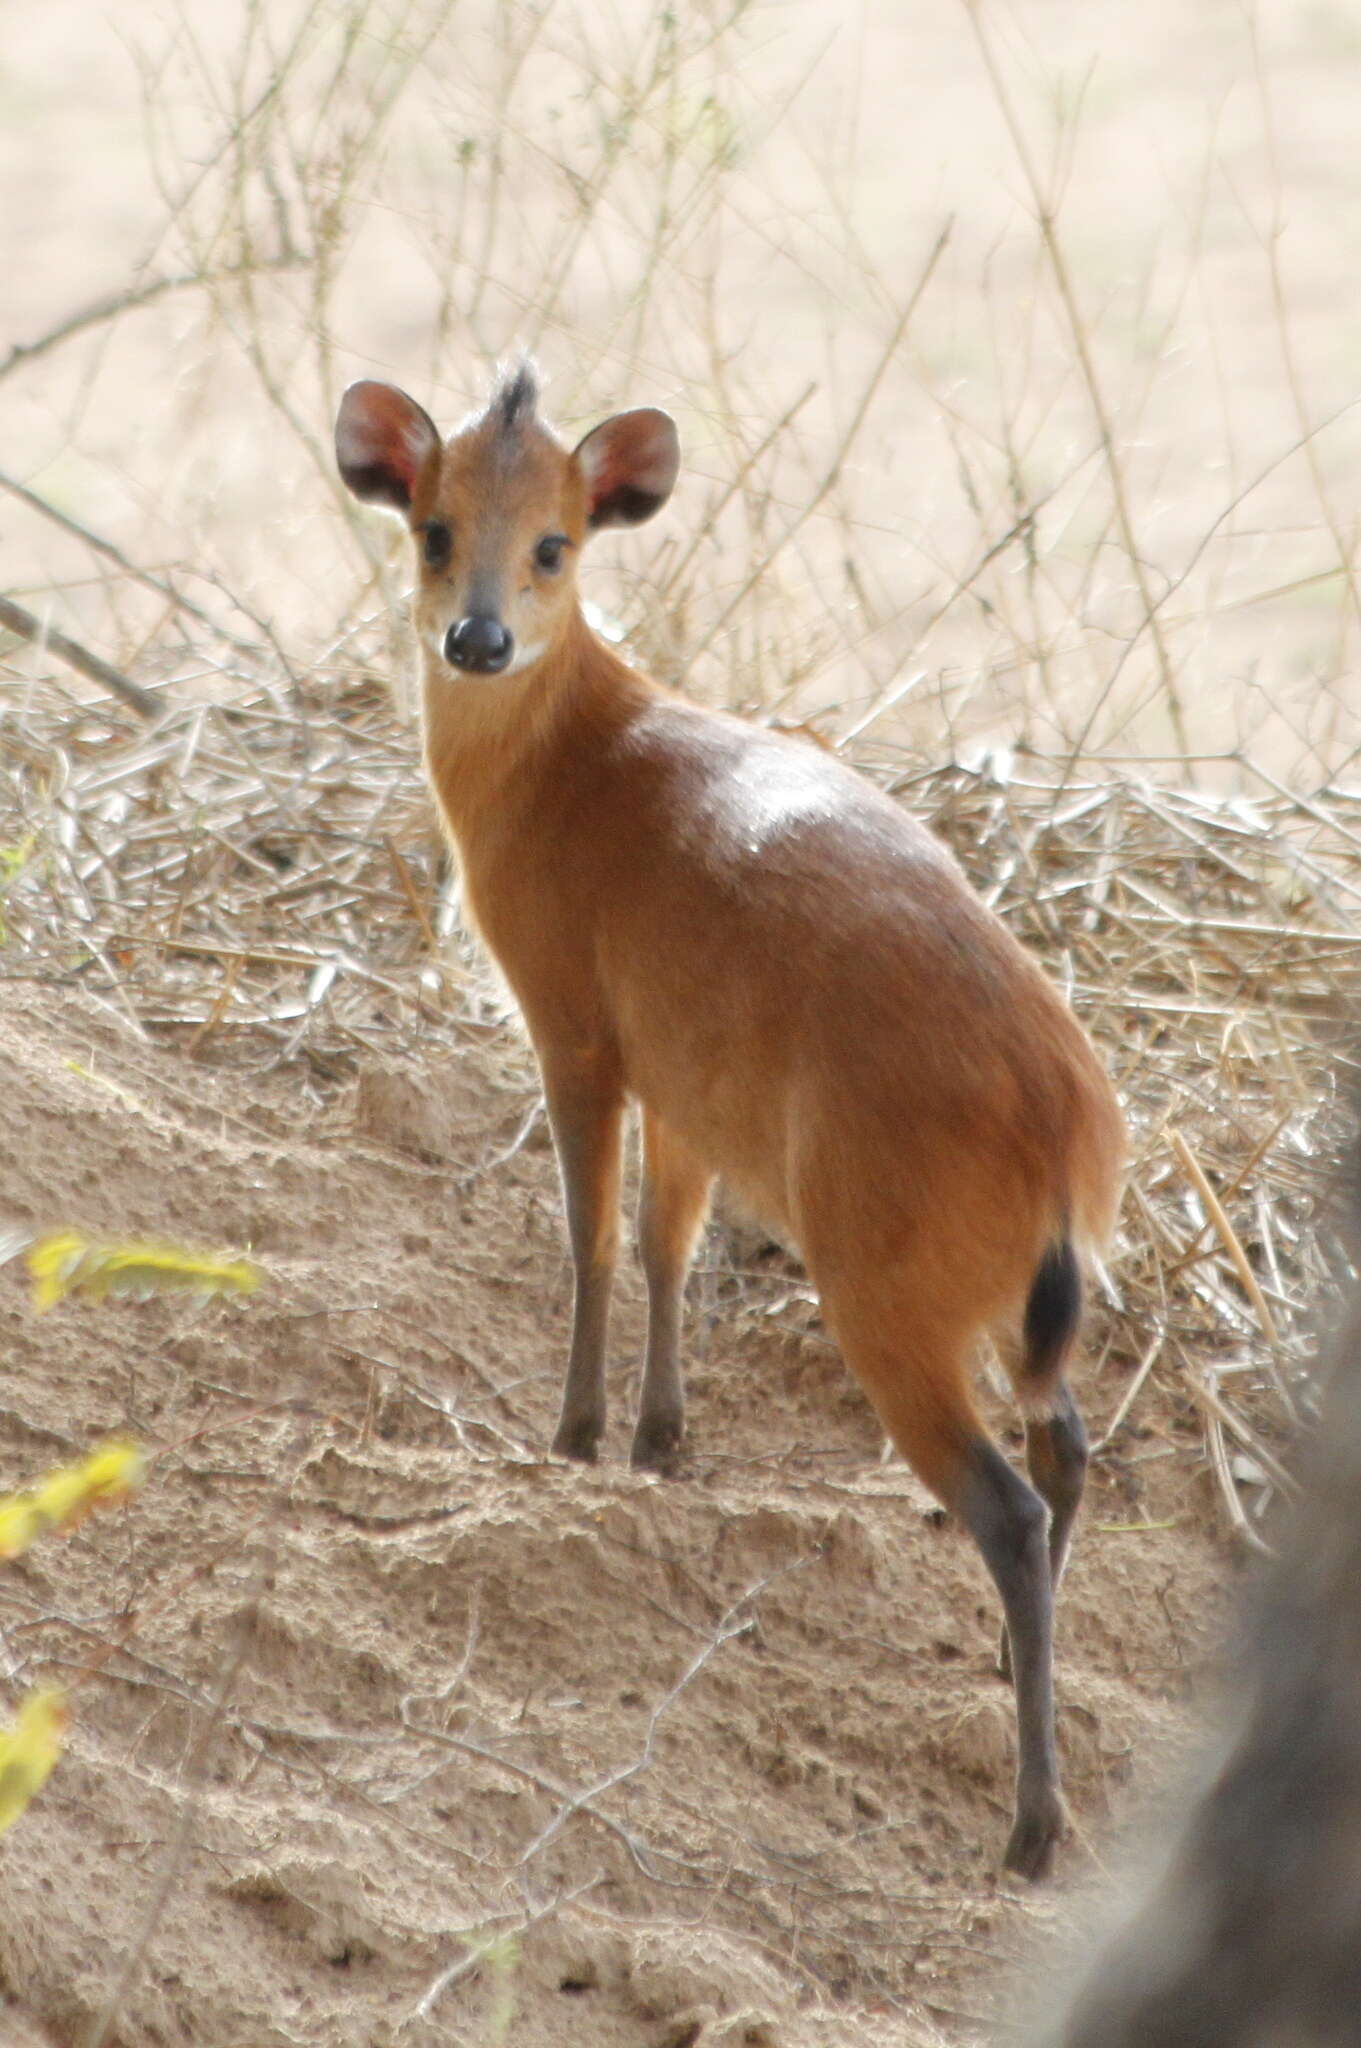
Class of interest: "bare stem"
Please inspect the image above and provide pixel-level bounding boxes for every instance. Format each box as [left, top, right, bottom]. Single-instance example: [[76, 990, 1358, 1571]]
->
[[0, 594, 161, 719], [961, 0, 1190, 759]]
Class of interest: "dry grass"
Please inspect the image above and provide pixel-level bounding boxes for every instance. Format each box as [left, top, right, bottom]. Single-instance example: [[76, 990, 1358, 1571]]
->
[[7, 0, 1361, 773], [5, 643, 1358, 1548]]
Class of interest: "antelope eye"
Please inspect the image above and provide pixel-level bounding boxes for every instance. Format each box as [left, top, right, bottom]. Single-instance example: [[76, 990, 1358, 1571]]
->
[[422, 521, 452, 570], [534, 533, 567, 573]]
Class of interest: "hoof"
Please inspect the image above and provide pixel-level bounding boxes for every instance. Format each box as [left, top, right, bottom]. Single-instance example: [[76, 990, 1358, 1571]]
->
[[997, 1626, 1013, 1686], [1003, 1793, 1065, 1882], [550, 1417, 602, 1463], [629, 1414, 684, 1473]]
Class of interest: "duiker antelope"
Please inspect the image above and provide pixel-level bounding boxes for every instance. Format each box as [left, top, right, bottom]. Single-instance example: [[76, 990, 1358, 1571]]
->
[[335, 363, 1124, 1878]]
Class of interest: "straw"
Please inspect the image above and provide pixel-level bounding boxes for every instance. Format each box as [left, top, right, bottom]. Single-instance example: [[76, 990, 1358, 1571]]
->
[[4, 652, 1358, 1537]]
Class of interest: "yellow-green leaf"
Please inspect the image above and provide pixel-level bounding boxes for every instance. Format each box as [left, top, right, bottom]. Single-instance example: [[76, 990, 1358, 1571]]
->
[[0, 1440, 145, 1559], [0, 1499, 43, 1562], [27, 1231, 262, 1312], [0, 1689, 67, 1834]]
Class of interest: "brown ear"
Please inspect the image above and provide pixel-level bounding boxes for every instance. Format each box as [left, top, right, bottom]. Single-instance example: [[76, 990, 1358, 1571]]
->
[[573, 408, 679, 529], [335, 381, 441, 514]]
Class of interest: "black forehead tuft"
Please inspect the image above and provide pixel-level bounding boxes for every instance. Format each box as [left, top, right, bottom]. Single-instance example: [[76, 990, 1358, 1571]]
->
[[490, 359, 539, 437]]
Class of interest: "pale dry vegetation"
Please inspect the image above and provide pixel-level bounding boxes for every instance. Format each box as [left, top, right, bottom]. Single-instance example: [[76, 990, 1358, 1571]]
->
[[8, 0, 1361, 766], [3, 3, 1361, 2044]]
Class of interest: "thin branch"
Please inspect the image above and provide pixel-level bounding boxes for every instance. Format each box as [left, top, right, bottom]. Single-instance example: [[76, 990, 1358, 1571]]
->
[[0, 466, 226, 639], [1170, 1127, 1281, 1350], [960, 0, 1189, 756], [0, 256, 308, 383], [1247, 4, 1361, 650], [82, 1544, 270, 2048], [404, 1880, 601, 2029], [683, 221, 952, 671], [513, 1606, 756, 1871], [0, 593, 161, 719]]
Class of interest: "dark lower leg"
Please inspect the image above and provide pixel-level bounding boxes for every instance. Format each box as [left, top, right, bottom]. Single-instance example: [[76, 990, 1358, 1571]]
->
[[956, 1437, 1063, 1880], [545, 1074, 624, 1462], [631, 1111, 711, 1471], [552, 1259, 616, 1460], [1000, 1381, 1088, 1679]]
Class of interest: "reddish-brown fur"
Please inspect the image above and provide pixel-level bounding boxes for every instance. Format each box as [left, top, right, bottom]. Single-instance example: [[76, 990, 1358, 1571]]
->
[[335, 364, 1124, 1879]]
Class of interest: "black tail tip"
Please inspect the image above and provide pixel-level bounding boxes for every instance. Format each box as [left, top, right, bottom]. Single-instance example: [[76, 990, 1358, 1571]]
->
[[1022, 1235, 1083, 1382]]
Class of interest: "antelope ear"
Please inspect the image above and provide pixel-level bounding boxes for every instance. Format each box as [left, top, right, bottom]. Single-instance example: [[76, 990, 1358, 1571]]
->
[[335, 381, 441, 514], [573, 408, 679, 529]]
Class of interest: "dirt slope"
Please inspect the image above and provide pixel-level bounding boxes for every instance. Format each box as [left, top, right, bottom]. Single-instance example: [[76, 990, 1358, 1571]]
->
[[0, 981, 1228, 2048]]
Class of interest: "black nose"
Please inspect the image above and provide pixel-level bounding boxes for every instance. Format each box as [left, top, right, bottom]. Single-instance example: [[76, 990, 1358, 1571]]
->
[[444, 614, 513, 674]]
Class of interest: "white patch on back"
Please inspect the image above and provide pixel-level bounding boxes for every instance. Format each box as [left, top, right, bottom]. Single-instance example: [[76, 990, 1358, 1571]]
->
[[703, 744, 848, 854]]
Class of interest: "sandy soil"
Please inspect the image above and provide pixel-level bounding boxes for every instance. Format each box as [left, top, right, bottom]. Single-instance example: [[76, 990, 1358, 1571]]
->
[[1, 3, 1310, 2040], [0, 980, 1230, 2048]]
